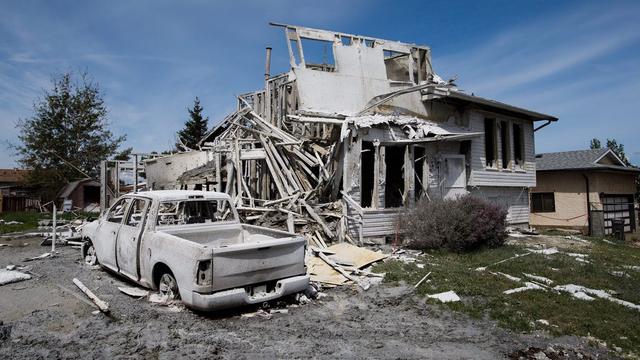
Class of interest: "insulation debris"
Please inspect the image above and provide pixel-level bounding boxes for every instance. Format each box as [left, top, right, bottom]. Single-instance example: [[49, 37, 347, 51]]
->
[[503, 282, 546, 295], [522, 273, 554, 285], [427, 291, 460, 303], [553, 284, 640, 311], [0, 269, 32, 286]]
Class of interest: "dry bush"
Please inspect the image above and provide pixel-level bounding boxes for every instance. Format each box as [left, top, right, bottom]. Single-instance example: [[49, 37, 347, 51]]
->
[[400, 195, 508, 252]]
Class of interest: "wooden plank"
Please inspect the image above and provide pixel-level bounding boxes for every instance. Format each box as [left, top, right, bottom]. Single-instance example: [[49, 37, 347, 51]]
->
[[301, 199, 334, 239], [72, 278, 109, 313]]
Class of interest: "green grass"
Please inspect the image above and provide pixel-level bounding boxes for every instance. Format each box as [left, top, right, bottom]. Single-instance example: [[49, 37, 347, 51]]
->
[[377, 238, 640, 357], [0, 211, 97, 234]]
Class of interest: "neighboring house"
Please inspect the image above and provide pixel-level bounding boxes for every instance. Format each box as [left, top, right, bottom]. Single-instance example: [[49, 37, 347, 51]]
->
[[179, 24, 557, 242], [0, 169, 39, 212], [530, 149, 639, 236], [57, 178, 101, 212]]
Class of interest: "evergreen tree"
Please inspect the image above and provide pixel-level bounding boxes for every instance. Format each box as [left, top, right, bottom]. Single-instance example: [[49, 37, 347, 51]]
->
[[14, 72, 125, 200], [590, 138, 601, 149], [176, 97, 209, 150]]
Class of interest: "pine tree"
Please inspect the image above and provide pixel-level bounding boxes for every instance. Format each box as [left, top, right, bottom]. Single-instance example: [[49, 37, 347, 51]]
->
[[14, 72, 125, 200], [590, 138, 601, 149], [176, 97, 209, 150]]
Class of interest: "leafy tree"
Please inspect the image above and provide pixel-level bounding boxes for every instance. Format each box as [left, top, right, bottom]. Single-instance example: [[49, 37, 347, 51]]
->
[[113, 147, 133, 161], [590, 138, 601, 150], [176, 97, 208, 150], [14, 72, 125, 200]]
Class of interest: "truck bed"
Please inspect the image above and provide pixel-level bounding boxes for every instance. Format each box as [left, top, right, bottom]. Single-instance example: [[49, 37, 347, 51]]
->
[[160, 223, 307, 291]]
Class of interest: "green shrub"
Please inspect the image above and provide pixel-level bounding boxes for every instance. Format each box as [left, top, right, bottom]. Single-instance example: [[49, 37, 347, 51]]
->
[[400, 195, 508, 252]]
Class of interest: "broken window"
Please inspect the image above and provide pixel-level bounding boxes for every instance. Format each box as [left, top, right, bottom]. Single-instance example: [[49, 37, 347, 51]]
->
[[385, 146, 405, 208], [384, 50, 411, 82], [484, 118, 497, 168], [340, 36, 352, 46], [364, 39, 375, 48], [513, 123, 524, 167], [125, 198, 147, 227], [500, 121, 510, 169], [300, 38, 335, 72], [107, 197, 131, 224], [360, 142, 375, 207], [531, 193, 555, 213]]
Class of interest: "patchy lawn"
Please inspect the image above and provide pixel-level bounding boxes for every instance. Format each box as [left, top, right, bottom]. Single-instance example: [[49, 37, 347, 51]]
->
[[376, 236, 640, 357], [0, 211, 96, 234]]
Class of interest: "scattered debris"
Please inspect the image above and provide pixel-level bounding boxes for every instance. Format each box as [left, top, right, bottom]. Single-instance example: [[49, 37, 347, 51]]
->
[[522, 273, 554, 285], [23, 252, 52, 262], [5, 265, 16, 271], [527, 247, 559, 255], [504, 282, 545, 295], [118, 286, 149, 298], [535, 319, 549, 326], [413, 272, 431, 289], [610, 271, 630, 278], [427, 291, 460, 303], [0, 269, 32, 286], [72, 278, 110, 313], [492, 271, 522, 282], [554, 284, 640, 311], [307, 243, 387, 289], [475, 252, 532, 271]]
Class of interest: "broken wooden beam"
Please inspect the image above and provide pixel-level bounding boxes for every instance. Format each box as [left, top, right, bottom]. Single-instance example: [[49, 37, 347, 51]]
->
[[73, 278, 109, 313]]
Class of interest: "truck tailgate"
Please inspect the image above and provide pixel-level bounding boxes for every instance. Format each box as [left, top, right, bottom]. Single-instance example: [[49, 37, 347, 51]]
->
[[210, 237, 306, 291]]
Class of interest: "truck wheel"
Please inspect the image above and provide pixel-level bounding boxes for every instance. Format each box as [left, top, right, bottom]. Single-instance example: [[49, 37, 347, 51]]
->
[[82, 242, 98, 266], [159, 272, 180, 300]]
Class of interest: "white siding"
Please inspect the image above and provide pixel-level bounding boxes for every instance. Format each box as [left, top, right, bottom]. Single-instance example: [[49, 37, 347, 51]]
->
[[468, 111, 536, 187], [470, 186, 530, 224]]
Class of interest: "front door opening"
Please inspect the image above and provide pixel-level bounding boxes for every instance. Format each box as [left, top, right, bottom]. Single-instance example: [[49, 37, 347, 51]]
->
[[385, 146, 405, 208], [361, 141, 375, 207]]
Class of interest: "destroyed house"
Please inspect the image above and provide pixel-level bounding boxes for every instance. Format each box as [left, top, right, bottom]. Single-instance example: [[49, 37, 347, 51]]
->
[[179, 24, 558, 243]]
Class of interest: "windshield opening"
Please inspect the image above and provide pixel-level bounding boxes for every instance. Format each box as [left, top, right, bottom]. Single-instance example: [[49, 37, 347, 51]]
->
[[156, 199, 236, 226]]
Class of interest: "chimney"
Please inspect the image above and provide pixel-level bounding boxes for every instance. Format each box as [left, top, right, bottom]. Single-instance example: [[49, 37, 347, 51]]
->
[[264, 47, 272, 81]]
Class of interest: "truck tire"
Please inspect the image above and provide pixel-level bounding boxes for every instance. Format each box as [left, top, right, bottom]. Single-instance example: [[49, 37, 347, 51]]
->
[[82, 241, 98, 266], [158, 271, 180, 300]]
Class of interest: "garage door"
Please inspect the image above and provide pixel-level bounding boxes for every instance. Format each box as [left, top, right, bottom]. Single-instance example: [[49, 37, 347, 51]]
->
[[601, 195, 635, 234]]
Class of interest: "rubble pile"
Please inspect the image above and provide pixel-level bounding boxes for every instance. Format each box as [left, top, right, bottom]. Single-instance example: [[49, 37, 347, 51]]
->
[[179, 103, 356, 247]]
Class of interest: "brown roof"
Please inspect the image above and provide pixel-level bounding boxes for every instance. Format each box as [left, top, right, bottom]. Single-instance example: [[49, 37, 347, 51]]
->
[[0, 169, 30, 183]]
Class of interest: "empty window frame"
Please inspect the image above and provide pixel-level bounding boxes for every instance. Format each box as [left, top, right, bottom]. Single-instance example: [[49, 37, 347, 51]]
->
[[531, 192, 555, 213], [412, 48, 429, 84], [512, 123, 525, 167], [500, 121, 510, 169], [384, 50, 411, 82], [484, 118, 497, 168], [360, 142, 375, 207], [300, 37, 335, 72], [287, 29, 303, 66]]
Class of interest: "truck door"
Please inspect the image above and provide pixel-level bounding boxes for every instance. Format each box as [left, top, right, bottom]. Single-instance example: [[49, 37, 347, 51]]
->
[[116, 198, 150, 280], [95, 197, 132, 271]]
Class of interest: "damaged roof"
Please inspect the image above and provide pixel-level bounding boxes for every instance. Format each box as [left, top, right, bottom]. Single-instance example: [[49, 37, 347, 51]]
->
[[535, 149, 639, 173], [423, 87, 558, 122]]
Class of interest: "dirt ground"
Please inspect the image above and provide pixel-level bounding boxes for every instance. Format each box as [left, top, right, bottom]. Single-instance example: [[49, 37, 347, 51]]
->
[[0, 235, 611, 359]]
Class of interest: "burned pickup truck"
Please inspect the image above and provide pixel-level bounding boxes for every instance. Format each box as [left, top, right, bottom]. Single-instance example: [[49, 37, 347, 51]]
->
[[81, 190, 309, 311]]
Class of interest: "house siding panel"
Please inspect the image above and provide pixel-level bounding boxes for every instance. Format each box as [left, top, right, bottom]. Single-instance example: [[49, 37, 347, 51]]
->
[[468, 111, 536, 187]]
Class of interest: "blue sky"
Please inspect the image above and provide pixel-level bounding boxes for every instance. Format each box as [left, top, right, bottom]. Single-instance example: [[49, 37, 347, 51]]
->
[[1, 0, 639, 167]]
